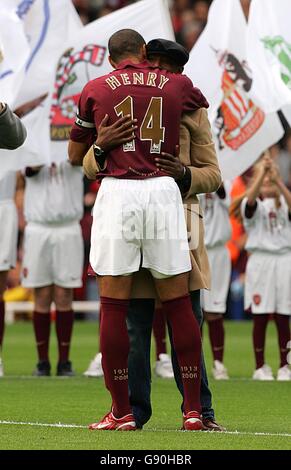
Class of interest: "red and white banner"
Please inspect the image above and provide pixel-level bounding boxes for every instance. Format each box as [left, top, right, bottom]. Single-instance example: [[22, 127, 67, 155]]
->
[[185, 0, 284, 180]]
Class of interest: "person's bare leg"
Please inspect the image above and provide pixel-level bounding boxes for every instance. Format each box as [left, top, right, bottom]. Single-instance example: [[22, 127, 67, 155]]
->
[[54, 286, 73, 311], [97, 275, 134, 418], [153, 273, 202, 422], [54, 286, 74, 368], [97, 275, 133, 299], [34, 285, 54, 313]]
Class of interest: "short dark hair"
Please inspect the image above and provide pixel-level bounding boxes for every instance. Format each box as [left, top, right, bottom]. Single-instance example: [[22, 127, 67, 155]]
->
[[108, 29, 145, 63]]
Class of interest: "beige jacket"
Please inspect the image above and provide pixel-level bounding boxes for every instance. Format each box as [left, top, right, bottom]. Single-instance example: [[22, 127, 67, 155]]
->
[[83, 108, 222, 297]]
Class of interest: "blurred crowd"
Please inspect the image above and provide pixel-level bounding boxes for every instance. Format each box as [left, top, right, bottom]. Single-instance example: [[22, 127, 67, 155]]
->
[[4, 0, 291, 320], [72, 0, 212, 51]]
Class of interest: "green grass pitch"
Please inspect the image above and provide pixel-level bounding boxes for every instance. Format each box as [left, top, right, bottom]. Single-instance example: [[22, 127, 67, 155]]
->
[[0, 320, 291, 450]]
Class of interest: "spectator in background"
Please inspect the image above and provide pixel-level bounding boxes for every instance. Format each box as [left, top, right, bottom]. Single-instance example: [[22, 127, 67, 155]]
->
[[72, 0, 138, 24], [72, 0, 98, 24], [193, 0, 209, 26], [170, 0, 211, 50], [180, 20, 203, 51], [72, 1, 213, 51], [240, 0, 251, 19]]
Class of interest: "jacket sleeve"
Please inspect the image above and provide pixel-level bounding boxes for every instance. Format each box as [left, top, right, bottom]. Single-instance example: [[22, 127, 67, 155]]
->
[[180, 108, 222, 198], [0, 104, 27, 150]]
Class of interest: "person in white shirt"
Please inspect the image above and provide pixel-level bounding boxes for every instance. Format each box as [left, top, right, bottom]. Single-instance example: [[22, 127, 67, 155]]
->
[[0, 172, 18, 377], [0, 102, 26, 150], [241, 154, 291, 381], [22, 161, 84, 376], [199, 183, 232, 380]]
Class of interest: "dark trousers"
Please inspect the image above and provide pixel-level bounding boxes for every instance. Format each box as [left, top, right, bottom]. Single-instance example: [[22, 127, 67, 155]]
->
[[127, 290, 215, 428]]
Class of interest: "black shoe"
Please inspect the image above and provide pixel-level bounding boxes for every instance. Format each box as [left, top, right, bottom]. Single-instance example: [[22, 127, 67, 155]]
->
[[33, 360, 51, 376], [57, 360, 75, 377]]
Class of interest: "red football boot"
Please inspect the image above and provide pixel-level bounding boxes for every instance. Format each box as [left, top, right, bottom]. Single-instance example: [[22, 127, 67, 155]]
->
[[182, 411, 203, 431], [89, 411, 136, 431]]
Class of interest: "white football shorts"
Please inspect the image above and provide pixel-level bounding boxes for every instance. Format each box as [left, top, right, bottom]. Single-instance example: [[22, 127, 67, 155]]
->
[[201, 245, 231, 313], [22, 221, 84, 288], [245, 252, 291, 315], [0, 201, 18, 271], [90, 177, 191, 277]]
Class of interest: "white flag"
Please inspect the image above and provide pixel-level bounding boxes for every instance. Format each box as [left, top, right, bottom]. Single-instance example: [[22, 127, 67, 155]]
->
[[47, 0, 174, 163], [12, 0, 83, 109], [185, 0, 284, 180], [0, 0, 174, 172], [247, 0, 291, 119], [0, 3, 30, 105]]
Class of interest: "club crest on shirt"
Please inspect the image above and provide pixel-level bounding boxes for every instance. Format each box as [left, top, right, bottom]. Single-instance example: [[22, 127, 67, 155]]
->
[[50, 44, 106, 141], [253, 294, 261, 306], [212, 49, 265, 151]]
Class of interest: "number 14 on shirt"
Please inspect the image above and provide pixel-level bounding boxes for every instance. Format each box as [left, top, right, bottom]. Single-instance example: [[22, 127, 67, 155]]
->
[[114, 95, 165, 153]]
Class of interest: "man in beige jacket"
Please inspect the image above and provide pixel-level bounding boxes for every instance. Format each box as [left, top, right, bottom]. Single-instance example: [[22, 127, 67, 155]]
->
[[82, 39, 224, 430]]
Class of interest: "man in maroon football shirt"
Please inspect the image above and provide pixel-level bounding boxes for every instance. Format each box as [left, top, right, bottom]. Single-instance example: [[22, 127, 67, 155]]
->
[[69, 29, 208, 432]]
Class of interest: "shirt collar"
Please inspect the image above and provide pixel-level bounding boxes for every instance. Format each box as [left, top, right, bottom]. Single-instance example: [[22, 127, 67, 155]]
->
[[115, 59, 156, 71]]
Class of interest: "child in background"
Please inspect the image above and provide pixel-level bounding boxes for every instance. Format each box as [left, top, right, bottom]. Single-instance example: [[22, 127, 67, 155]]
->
[[241, 154, 291, 381], [0, 172, 18, 377], [200, 183, 232, 380]]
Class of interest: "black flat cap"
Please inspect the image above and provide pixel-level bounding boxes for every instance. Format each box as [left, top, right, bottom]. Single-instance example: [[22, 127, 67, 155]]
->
[[146, 38, 189, 66]]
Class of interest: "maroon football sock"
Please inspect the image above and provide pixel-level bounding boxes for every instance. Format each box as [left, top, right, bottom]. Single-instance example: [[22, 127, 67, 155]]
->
[[253, 314, 269, 369], [0, 301, 5, 349], [162, 294, 201, 414], [33, 311, 51, 362], [274, 314, 291, 368], [98, 307, 102, 353], [207, 317, 225, 362], [100, 297, 131, 418], [56, 310, 74, 363], [153, 308, 167, 360]]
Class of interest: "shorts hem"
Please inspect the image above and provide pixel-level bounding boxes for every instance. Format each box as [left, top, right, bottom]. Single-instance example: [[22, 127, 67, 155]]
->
[[203, 308, 226, 314], [90, 266, 140, 276], [250, 310, 291, 316], [141, 263, 191, 276], [22, 280, 83, 288]]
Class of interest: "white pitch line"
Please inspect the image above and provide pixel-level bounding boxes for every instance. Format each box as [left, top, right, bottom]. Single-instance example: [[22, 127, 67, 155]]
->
[[2, 376, 257, 381], [0, 420, 291, 438], [0, 420, 86, 429]]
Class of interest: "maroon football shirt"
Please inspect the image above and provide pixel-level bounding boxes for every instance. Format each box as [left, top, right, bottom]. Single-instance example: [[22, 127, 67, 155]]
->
[[70, 60, 208, 179]]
